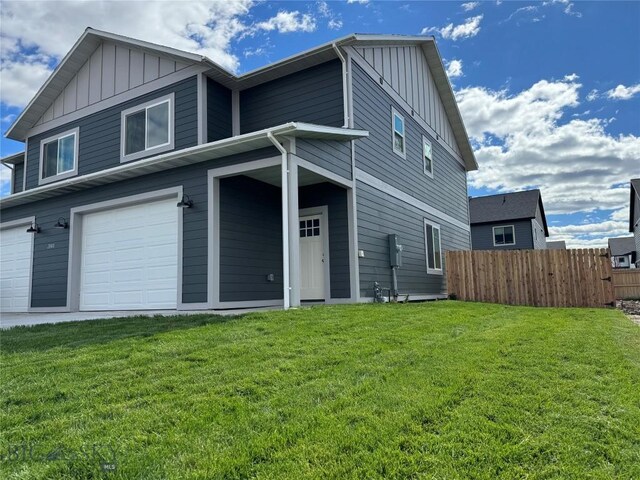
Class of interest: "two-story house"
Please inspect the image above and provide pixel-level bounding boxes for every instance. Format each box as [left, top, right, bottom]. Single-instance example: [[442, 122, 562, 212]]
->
[[630, 178, 640, 267], [469, 190, 549, 250], [0, 28, 477, 313]]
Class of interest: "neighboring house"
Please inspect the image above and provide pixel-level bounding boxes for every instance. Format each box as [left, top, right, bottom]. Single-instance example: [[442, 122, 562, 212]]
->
[[0, 28, 477, 313], [630, 178, 640, 267], [468, 190, 549, 250], [609, 237, 637, 268], [546, 240, 566, 250]]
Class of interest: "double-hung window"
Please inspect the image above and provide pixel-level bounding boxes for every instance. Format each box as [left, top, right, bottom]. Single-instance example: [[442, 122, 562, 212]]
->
[[121, 93, 174, 162], [392, 108, 406, 158], [39, 128, 79, 185], [424, 220, 443, 274], [493, 225, 515, 246], [423, 136, 433, 177]]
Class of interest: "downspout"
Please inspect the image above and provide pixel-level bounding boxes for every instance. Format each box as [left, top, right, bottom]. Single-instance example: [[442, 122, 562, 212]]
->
[[332, 43, 349, 128], [268, 132, 290, 310]]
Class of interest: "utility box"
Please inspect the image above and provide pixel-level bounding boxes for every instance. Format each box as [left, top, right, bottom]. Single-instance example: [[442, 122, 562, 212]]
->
[[388, 234, 403, 267]]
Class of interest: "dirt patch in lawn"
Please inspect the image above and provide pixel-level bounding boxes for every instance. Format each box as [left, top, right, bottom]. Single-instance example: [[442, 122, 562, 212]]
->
[[617, 300, 640, 326]]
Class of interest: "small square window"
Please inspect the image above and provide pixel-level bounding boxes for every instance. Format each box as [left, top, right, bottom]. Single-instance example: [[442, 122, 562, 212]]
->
[[121, 94, 174, 162], [39, 128, 79, 185], [493, 225, 516, 246]]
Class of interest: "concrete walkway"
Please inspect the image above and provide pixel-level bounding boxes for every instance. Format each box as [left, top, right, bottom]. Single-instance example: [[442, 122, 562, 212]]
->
[[0, 307, 278, 329]]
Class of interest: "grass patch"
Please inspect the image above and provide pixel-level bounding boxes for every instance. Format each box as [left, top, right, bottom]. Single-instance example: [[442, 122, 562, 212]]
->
[[1, 302, 639, 479]]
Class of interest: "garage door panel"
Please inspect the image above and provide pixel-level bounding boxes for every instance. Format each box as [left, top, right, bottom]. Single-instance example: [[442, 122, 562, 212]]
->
[[80, 197, 179, 311], [0, 225, 33, 312]]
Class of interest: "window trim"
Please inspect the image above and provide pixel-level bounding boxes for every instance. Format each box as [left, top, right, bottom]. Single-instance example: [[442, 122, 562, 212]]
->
[[424, 219, 443, 275], [120, 93, 175, 163], [492, 224, 516, 247], [422, 135, 434, 178], [391, 107, 406, 159], [38, 127, 79, 186]]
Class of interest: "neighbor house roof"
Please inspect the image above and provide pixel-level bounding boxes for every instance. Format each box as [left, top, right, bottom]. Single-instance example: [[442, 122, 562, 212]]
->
[[608, 236, 636, 256], [5, 28, 477, 171], [630, 178, 640, 232], [0, 151, 25, 165], [469, 190, 549, 236], [546, 240, 566, 249]]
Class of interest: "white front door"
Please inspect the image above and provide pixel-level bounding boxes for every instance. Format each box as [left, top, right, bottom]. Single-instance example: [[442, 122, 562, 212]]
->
[[0, 225, 33, 312], [79, 198, 179, 311], [299, 214, 326, 300]]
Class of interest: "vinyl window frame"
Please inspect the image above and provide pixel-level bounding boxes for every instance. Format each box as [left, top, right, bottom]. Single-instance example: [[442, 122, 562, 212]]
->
[[391, 107, 406, 159], [120, 93, 175, 163], [422, 135, 434, 177], [424, 219, 443, 275], [38, 127, 79, 186], [493, 225, 516, 246]]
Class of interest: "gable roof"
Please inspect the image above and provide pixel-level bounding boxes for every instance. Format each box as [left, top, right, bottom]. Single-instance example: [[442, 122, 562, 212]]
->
[[608, 236, 636, 256], [6, 30, 477, 171], [469, 189, 549, 235], [630, 178, 640, 232]]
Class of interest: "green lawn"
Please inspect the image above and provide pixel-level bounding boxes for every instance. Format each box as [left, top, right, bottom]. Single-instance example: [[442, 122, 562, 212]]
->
[[1, 302, 639, 480]]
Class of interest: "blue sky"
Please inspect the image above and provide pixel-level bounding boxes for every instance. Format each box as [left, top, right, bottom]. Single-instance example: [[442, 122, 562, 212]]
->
[[1, 0, 639, 247]]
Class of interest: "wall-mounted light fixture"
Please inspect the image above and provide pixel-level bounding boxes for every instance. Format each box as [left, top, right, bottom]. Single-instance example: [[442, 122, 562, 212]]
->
[[26, 222, 40, 233], [54, 217, 69, 229], [177, 194, 194, 208]]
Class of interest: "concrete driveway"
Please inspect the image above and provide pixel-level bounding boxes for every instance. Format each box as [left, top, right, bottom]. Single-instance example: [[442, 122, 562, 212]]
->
[[0, 307, 276, 329]]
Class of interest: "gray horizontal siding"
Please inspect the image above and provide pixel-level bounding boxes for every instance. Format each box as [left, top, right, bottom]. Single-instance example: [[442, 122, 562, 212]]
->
[[12, 163, 24, 194], [352, 63, 469, 225], [24, 76, 198, 191], [356, 181, 470, 299], [470, 220, 534, 251], [219, 176, 283, 302], [299, 182, 350, 299], [1, 147, 277, 308], [240, 60, 344, 133], [296, 138, 352, 180], [207, 78, 232, 142]]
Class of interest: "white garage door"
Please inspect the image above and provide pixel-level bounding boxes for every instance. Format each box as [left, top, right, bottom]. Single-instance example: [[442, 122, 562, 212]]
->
[[80, 198, 178, 311], [0, 225, 33, 312]]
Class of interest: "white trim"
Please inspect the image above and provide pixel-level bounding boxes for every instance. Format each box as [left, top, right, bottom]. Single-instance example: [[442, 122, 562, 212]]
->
[[66, 187, 182, 312], [1, 215, 35, 313], [422, 135, 434, 178], [291, 155, 353, 188], [232, 90, 240, 136], [391, 107, 406, 159], [38, 128, 79, 186], [23, 138, 28, 192], [492, 224, 516, 247], [424, 219, 443, 275], [197, 73, 207, 145], [288, 157, 301, 307], [207, 156, 281, 179], [355, 168, 470, 232], [347, 181, 359, 301], [120, 93, 175, 163], [299, 205, 331, 301], [177, 302, 210, 311]]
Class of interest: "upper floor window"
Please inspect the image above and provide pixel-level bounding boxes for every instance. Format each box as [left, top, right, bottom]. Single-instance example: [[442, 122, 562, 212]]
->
[[493, 225, 515, 246], [39, 128, 79, 185], [423, 136, 433, 177], [392, 108, 406, 158], [121, 93, 174, 162], [424, 220, 442, 274]]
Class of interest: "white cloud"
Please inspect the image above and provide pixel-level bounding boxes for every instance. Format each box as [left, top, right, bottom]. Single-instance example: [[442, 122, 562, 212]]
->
[[255, 11, 317, 33], [423, 15, 483, 41], [318, 1, 343, 30], [456, 76, 640, 246], [461, 2, 480, 11], [586, 89, 599, 101], [328, 18, 344, 30], [563, 73, 579, 82], [606, 84, 640, 100], [446, 59, 463, 78], [0, 164, 12, 197], [347, 0, 370, 4]]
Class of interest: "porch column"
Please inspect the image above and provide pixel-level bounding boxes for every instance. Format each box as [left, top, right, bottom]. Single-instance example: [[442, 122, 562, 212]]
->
[[288, 157, 301, 307]]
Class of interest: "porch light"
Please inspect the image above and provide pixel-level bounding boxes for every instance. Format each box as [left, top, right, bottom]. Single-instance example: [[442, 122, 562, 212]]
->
[[54, 217, 68, 229], [177, 194, 193, 208], [26, 222, 40, 233]]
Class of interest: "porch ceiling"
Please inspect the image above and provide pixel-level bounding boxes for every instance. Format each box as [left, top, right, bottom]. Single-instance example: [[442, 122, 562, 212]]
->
[[244, 165, 334, 188]]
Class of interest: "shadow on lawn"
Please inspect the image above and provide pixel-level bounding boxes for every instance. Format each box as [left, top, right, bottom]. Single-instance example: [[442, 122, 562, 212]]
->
[[0, 314, 239, 354]]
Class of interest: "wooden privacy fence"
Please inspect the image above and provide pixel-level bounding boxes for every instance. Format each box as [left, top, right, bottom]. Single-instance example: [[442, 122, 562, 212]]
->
[[612, 270, 640, 299], [446, 248, 615, 308]]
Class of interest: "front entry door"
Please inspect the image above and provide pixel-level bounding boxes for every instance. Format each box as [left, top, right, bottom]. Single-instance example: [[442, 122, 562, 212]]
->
[[299, 214, 326, 300]]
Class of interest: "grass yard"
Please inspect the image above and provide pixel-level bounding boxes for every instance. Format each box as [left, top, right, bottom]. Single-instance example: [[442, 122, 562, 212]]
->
[[1, 302, 639, 479]]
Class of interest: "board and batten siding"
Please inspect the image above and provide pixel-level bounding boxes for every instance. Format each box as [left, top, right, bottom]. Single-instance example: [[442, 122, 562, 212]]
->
[[24, 76, 198, 191], [299, 182, 351, 299], [352, 62, 469, 225], [239, 60, 344, 134], [207, 78, 232, 142], [356, 181, 470, 298], [0, 147, 277, 308], [295, 139, 352, 180], [470, 220, 534, 251], [352, 45, 460, 155], [35, 41, 194, 128]]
